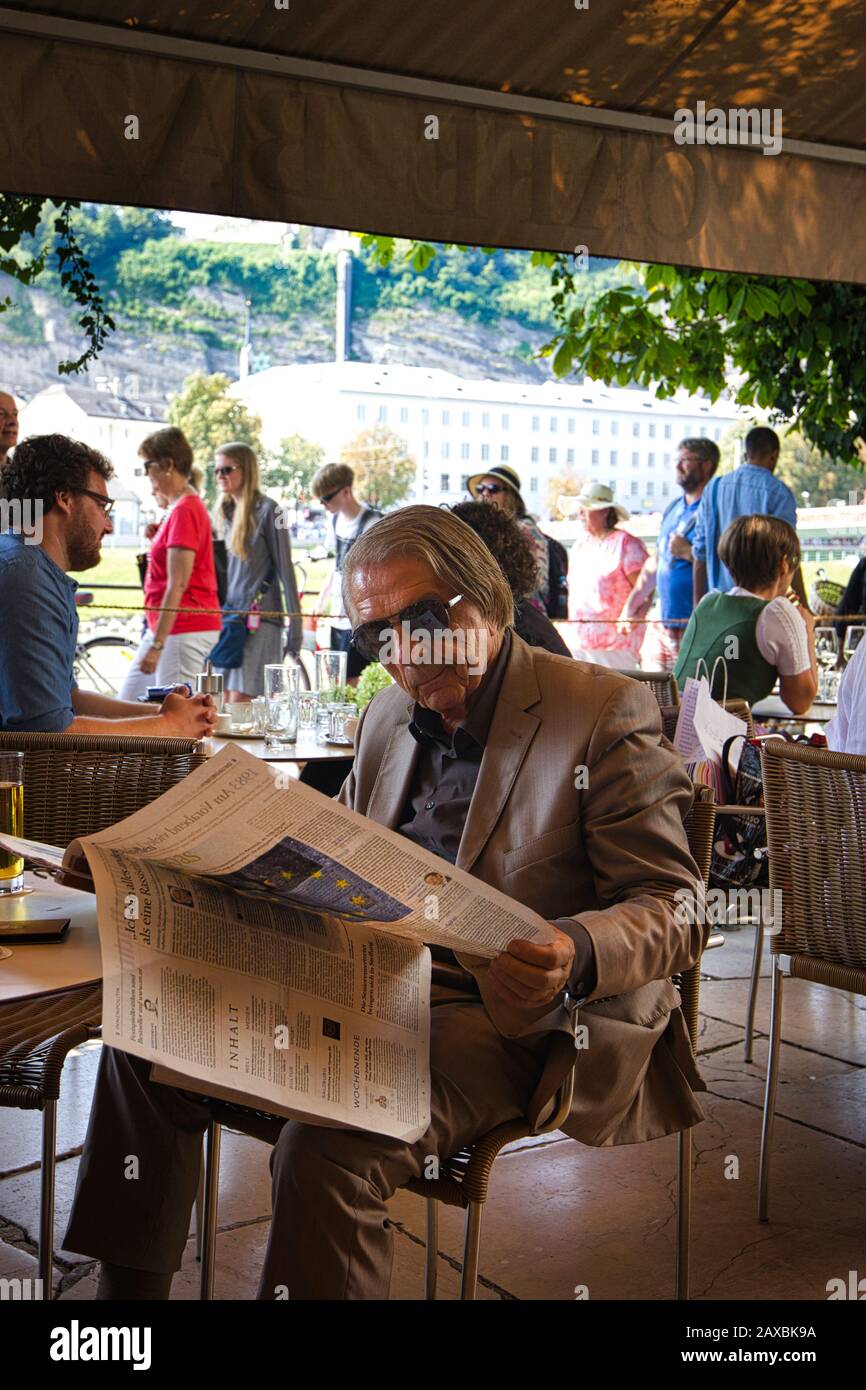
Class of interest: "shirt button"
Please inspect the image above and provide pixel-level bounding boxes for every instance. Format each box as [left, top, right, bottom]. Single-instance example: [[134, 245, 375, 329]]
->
[[425, 800, 436, 811]]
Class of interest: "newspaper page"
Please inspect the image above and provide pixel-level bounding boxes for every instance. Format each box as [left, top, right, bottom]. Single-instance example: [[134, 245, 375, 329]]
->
[[77, 745, 558, 959], [83, 844, 432, 1142]]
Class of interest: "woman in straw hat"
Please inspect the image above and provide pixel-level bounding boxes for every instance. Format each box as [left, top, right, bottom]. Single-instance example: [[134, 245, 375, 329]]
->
[[567, 481, 650, 667], [466, 464, 549, 612]]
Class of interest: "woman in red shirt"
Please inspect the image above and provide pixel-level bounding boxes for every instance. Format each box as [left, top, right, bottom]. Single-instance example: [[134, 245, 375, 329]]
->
[[120, 427, 221, 700]]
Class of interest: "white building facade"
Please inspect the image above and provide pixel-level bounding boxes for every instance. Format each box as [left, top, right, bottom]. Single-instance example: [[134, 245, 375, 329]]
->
[[232, 362, 741, 520]]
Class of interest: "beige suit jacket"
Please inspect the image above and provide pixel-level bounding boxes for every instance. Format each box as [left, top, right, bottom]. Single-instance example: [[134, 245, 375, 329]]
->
[[338, 633, 707, 1147]]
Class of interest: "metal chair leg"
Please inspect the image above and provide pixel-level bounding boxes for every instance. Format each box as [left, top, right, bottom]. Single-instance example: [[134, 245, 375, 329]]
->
[[460, 1202, 483, 1300], [38, 1099, 57, 1298], [758, 956, 784, 1222], [745, 922, 764, 1062], [193, 1156, 205, 1260], [676, 1126, 692, 1300], [199, 1121, 222, 1300], [424, 1199, 439, 1300]]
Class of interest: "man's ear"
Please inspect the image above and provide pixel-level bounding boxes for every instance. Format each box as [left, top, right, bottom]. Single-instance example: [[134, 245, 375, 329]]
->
[[52, 489, 75, 517]]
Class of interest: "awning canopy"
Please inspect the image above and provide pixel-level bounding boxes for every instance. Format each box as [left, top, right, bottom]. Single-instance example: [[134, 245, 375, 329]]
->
[[2, 1, 865, 281]]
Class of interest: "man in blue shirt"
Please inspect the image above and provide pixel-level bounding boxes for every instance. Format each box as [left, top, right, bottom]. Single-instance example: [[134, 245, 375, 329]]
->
[[691, 426, 807, 605], [626, 437, 718, 668], [0, 434, 216, 737]]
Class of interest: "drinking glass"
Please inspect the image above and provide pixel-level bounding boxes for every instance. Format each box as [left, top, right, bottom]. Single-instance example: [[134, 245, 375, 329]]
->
[[250, 697, 267, 734], [297, 690, 318, 731], [843, 626, 865, 664], [263, 664, 300, 749], [0, 751, 25, 895], [228, 702, 255, 734], [329, 702, 358, 744], [815, 627, 838, 670], [315, 649, 348, 702]]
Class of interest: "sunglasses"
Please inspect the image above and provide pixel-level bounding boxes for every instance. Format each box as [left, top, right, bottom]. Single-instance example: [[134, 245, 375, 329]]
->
[[76, 487, 115, 517], [475, 482, 507, 496], [351, 594, 463, 662], [215, 465, 239, 478], [319, 487, 343, 503]]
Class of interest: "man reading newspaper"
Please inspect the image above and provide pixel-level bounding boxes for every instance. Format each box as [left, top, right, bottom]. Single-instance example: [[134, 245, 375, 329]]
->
[[65, 505, 706, 1301]]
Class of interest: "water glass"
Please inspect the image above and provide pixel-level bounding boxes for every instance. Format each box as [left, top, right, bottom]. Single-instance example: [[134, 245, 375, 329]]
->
[[316, 700, 337, 743], [329, 703, 358, 744], [250, 697, 267, 734], [315, 649, 348, 701], [297, 690, 318, 731], [843, 626, 865, 664], [264, 664, 300, 749], [0, 751, 25, 895]]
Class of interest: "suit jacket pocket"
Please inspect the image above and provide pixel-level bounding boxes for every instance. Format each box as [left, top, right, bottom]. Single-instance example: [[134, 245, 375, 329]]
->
[[502, 821, 577, 876]]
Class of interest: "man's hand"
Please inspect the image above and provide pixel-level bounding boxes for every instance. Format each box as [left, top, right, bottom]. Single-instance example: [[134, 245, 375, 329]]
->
[[486, 928, 575, 1009], [159, 691, 216, 739], [669, 534, 693, 562]]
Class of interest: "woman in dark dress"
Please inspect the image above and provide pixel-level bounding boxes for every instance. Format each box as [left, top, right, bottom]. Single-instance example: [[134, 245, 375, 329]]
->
[[450, 501, 571, 657]]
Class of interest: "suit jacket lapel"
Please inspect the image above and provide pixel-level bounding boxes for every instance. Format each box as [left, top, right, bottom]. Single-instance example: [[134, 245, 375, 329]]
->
[[365, 709, 420, 829], [456, 636, 541, 873]]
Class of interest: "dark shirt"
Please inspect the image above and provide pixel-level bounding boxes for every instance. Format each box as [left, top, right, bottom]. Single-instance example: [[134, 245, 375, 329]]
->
[[515, 598, 572, 657], [0, 533, 78, 731], [398, 628, 595, 996]]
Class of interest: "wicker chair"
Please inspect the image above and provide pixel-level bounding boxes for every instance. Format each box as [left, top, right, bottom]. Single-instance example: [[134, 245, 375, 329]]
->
[[625, 670, 680, 708], [758, 739, 866, 1222], [0, 731, 206, 1296], [196, 792, 718, 1302]]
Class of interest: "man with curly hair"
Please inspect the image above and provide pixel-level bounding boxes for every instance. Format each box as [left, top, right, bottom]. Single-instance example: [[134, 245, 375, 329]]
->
[[0, 433, 216, 736]]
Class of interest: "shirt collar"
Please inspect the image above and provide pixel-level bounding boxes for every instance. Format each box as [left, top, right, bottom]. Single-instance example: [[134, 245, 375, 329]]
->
[[408, 629, 512, 754]]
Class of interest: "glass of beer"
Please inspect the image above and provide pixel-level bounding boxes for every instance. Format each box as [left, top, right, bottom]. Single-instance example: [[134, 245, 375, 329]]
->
[[0, 751, 25, 895]]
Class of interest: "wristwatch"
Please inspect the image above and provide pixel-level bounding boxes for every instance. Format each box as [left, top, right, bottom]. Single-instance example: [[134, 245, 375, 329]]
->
[[151, 639, 165, 652]]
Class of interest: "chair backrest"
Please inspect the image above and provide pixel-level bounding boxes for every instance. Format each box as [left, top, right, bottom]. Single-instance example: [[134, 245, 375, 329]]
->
[[625, 669, 680, 708], [762, 738, 866, 969], [658, 703, 680, 743], [0, 731, 206, 847]]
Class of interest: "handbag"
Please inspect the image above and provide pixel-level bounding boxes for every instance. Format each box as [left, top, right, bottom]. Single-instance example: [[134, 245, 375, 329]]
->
[[207, 613, 247, 669]]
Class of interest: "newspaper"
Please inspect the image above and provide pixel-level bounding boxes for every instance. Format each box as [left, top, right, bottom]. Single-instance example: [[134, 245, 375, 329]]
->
[[3, 747, 556, 1142]]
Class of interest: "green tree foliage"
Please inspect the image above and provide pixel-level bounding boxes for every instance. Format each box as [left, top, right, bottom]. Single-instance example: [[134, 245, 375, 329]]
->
[[268, 433, 325, 505], [340, 425, 415, 510], [168, 372, 263, 503]]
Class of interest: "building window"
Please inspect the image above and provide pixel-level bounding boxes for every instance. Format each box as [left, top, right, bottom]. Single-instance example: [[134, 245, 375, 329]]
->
[[550, 416, 558, 433], [461, 475, 470, 491], [714, 426, 722, 440], [460, 442, 470, 460], [423, 441, 429, 459], [648, 452, 655, 467], [566, 448, 574, 464], [400, 406, 408, 423], [663, 452, 671, 465], [592, 419, 600, 436], [422, 408, 429, 425], [648, 423, 656, 438], [356, 403, 366, 421], [568, 418, 575, 434], [632, 452, 639, 467], [611, 420, 619, 437], [500, 445, 509, 461], [378, 405, 388, 422], [501, 413, 510, 429], [699, 425, 707, 436], [662, 481, 671, 497], [462, 410, 470, 427], [440, 474, 450, 492], [531, 447, 539, 463], [630, 480, 638, 496], [482, 411, 490, 428], [608, 478, 616, 492], [591, 449, 600, 466], [632, 421, 640, 437], [610, 450, 618, 466], [441, 409, 450, 426], [529, 477, 538, 493], [532, 415, 540, 432], [664, 423, 672, 439], [646, 481, 654, 497], [441, 442, 450, 460], [480, 443, 490, 461]]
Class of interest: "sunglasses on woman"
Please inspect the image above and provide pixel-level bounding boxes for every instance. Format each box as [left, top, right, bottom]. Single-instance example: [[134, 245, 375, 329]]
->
[[351, 594, 463, 662], [214, 464, 239, 478], [475, 482, 507, 496]]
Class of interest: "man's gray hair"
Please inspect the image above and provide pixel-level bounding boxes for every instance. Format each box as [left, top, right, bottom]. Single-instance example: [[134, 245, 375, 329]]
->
[[341, 505, 515, 630]]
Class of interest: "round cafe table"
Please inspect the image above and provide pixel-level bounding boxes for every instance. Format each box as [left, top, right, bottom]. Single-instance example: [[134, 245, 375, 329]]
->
[[203, 730, 356, 767]]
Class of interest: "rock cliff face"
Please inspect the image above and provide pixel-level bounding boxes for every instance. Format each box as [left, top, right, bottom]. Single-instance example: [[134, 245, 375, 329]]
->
[[1, 277, 556, 406]]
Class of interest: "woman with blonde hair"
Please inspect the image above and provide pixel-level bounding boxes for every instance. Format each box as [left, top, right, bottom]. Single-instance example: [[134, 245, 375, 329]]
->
[[210, 442, 301, 700], [120, 426, 221, 698]]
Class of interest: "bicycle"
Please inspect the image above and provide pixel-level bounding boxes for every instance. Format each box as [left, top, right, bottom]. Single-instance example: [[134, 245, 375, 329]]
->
[[73, 593, 139, 697]]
